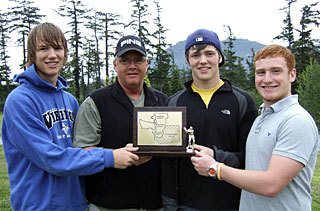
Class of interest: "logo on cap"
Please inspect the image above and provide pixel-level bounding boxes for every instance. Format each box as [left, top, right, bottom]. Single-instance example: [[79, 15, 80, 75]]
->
[[196, 37, 203, 42], [121, 39, 142, 47], [115, 35, 146, 57]]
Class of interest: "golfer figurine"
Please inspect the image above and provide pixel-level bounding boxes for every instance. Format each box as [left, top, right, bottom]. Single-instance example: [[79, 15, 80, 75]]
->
[[184, 126, 195, 153]]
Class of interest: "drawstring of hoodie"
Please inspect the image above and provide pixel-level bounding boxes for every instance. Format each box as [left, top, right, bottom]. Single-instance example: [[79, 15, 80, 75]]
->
[[61, 88, 74, 138], [52, 86, 73, 140]]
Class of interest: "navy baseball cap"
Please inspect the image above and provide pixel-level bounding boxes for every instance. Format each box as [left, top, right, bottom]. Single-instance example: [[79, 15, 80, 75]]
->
[[115, 35, 147, 57], [185, 29, 224, 66]]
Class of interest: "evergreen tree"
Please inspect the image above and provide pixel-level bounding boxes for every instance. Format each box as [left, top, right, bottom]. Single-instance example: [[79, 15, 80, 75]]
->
[[245, 48, 256, 89], [292, 2, 320, 74], [7, 0, 45, 70], [148, 0, 172, 93], [82, 37, 99, 99], [0, 10, 12, 96], [96, 11, 123, 83], [167, 64, 186, 96], [85, 10, 104, 88], [128, 0, 152, 57], [297, 60, 320, 126], [274, 0, 296, 49], [56, 0, 88, 100], [244, 49, 262, 108], [220, 25, 249, 90], [166, 50, 191, 95]]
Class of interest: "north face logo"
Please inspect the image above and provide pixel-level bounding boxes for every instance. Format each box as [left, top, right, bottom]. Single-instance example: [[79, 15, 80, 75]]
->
[[221, 109, 231, 115]]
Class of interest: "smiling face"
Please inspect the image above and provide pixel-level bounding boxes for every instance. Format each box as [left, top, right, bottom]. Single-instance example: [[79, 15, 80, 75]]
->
[[187, 45, 222, 89], [113, 50, 148, 92], [255, 56, 296, 107], [34, 41, 65, 85], [27, 23, 68, 85]]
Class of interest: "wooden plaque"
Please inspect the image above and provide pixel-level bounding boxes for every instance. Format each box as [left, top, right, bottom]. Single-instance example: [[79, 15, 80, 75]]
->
[[133, 106, 192, 156]]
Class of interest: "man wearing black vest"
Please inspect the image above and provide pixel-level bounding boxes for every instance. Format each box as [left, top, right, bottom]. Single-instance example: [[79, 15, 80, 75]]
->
[[73, 35, 167, 211]]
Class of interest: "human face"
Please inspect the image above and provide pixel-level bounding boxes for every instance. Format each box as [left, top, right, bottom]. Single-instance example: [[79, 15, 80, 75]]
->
[[35, 42, 65, 85], [114, 51, 148, 91], [255, 56, 296, 107], [187, 45, 222, 88]]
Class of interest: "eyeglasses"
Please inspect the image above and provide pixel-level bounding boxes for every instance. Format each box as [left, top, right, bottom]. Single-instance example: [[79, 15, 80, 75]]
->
[[118, 57, 147, 65]]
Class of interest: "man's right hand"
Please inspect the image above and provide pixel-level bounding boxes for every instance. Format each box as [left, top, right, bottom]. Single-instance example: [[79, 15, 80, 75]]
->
[[112, 146, 139, 169]]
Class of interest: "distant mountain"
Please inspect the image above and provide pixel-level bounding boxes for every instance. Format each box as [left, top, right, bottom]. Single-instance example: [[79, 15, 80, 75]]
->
[[166, 39, 266, 69]]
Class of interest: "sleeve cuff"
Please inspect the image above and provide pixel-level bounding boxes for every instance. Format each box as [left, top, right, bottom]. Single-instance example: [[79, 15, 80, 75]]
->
[[212, 145, 218, 160], [103, 149, 114, 168]]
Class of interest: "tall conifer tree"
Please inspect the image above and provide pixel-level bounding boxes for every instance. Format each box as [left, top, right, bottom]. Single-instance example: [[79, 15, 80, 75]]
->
[[0, 10, 12, 96], [220, 25, 249, 90], [56, 0, 87, 100], [148, 0, 172, 93], [8, 0, 44, 70]]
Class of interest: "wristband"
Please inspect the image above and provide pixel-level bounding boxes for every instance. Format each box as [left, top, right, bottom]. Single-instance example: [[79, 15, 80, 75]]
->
[[217, 163, 224, 180]]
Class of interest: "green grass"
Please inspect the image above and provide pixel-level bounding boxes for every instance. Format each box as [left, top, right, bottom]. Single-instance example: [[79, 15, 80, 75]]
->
[[0, 112, 12, 210], [0, 145, 319, 210], [0, 146, 12, 210], [312, 151, 320, 210]]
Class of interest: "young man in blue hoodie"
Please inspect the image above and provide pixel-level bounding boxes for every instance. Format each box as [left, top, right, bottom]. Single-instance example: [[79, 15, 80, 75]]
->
[[2, 22, 140, 211]]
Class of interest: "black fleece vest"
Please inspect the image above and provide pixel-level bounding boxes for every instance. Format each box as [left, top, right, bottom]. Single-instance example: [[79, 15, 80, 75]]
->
[[85, 81, 167, 209]]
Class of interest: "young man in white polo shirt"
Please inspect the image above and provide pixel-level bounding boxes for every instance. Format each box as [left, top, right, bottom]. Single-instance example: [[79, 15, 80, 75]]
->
[[192, 44, 319, 211]]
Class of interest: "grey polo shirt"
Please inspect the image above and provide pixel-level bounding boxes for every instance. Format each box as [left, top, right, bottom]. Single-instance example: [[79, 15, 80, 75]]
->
[[240, 95, 319, 211]]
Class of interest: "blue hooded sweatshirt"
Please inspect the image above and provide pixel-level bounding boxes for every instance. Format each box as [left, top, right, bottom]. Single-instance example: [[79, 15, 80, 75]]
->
[[2, 65, 114, 211]]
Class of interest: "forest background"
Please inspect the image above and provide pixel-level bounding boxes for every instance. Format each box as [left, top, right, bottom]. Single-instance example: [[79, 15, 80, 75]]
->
[[0, 0, 319, 210], [0, 0, 319, 128]]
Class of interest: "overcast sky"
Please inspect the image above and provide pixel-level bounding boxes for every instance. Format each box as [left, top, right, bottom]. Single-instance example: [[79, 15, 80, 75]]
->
[[1, 0, 320, 76]]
